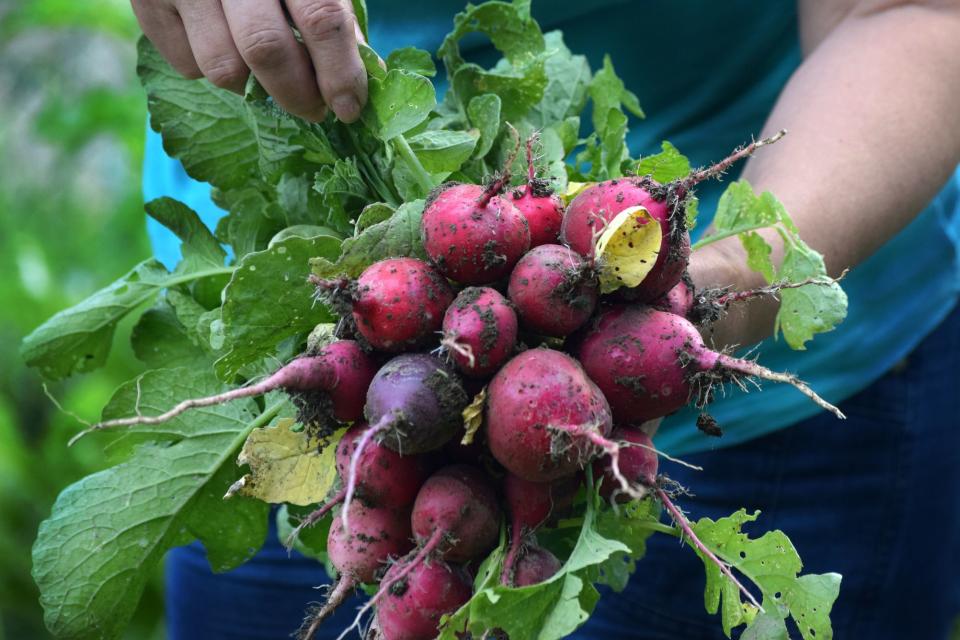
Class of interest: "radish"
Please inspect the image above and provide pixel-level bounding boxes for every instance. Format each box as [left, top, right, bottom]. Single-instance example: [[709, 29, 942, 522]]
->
[[649, 273, 694, 317], [561, 132, 786, 302], [298, 503, 413, 639], [509, 134, 564, 247], [285, 422, 428, 548], [501, 473, 577, 585], [341, 354, 469, 531], [335, 423, 429, 507], [441, 287, 518, 377], [375, 560, 473, 640], [75, 340, 377, 441], [313, 258, 454, 352], [512, 545, 562, 587], [507, 244, 598, 337], [485, 349, 613, 482], [576, 306, 845, 425], [337, 465, 496, 639], [410, 464, 501, 563], [421, 182, 531, 285], [592, 426, 659, 502]]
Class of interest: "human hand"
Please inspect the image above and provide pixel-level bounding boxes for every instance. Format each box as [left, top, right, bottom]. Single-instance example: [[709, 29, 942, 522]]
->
[[131, 0, 368, 122]]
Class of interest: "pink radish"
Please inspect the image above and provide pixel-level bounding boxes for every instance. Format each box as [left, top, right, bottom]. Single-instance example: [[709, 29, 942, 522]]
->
[[313, 258, 454, 352], [576, 306, 845, 425], [513, 545, 563, 587], [441, 287, 518, 377], [485, 349, 613, 482], [592, 426, 659, 501], [507, 244, 598, 337], [74, 340, 377, 442], [421, 183, 531, 285], [509, 134, 564, 247], [298, 503, 413, 638], [376, 560, 473, 640]]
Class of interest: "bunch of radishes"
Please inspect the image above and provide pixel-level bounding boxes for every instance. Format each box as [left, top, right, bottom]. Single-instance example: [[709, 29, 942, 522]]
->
[[89, 134, 841, 639]]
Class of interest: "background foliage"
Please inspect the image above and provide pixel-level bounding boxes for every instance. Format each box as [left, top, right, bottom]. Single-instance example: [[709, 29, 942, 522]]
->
[[0, 1, 163, 637]]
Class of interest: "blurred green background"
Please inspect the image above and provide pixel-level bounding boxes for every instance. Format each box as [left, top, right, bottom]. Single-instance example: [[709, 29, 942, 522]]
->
[[0, 0, 163, 637]]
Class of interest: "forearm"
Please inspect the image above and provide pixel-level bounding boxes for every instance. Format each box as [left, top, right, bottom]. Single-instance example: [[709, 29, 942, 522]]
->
[[691, 1, 960, 348]]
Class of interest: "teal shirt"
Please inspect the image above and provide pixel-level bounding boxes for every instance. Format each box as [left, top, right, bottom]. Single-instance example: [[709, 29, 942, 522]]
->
[[145, 0, 960, 455]]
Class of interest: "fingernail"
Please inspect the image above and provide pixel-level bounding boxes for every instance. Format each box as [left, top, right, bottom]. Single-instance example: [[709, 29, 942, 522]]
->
[[332, 93, 361, 123]]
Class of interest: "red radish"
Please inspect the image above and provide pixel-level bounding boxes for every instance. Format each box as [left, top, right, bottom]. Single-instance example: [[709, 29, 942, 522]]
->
[[411, 465, 501, 563], [507, 244, 598, 337], [441, 287, 518, 377], [509, 134, 564, 247], [421, 183, 531, 285], [313, 258, 454, 352], [340, 465, 495, 639], [285, 422, 429, 548], [562, 132, 787, 303], [592, 426, 659, 501], [485, 349, 613, 482], [576, 306, 845, 425], [513, 545, 563, 587], [298, 503, 413, 638], [376, 560, 473, 640], [75, 340, 377, 441], [342, 355, 468, 531], [501, 474, 577, 585], [335, 423, 429, 507], [650, 273, 695, 317], [562, 177, 685, 303]]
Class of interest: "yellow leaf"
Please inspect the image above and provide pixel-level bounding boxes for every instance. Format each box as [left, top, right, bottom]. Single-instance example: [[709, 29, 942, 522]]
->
[[594, 205, 662, 294], [461, 387, 486, 445], [226, 418, 345, 506], [563, 181, 594, 204]]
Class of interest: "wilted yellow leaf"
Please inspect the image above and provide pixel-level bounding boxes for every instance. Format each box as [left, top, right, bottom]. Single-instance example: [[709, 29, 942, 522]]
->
[[226, 418, 345, 506], [461, 387, 487, 445], [594, 205, 662, 294]]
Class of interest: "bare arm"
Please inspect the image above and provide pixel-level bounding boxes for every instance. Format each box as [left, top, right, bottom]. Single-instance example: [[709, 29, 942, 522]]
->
[[691, 0, 960, 348]]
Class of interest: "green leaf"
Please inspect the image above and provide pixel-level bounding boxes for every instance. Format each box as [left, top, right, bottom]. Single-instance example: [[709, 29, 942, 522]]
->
[[276, 504, 331, 564], [467, 94, 502, 159], [438, 0, 545, 76], [130, 297, 209, 369], [145, 197, 226, 273], [358, 43, 386, 80], [310, 199, 427, 279], [386, 47, 437, 77], [741, 231, 776, 282], [775, 242, 848, 350], [212, 185, 288, 259], [215, 235, 341, 378], [20, 260, 231, 380], [32, 368, 275, 639], [527, 31, 591, 128], [695, 181, 848, 349], [441, 488, 661, 640], [599, 108, 628, 179], [138, 38, 313, 190], [452, 61, 548, 123], [406, 130, 478, 172], [589, 54, 643, 138], [635, 141, 691, 183], [690, 510, 841, 640], [355, 202, 395, 234], [361, 69, 436, 141]]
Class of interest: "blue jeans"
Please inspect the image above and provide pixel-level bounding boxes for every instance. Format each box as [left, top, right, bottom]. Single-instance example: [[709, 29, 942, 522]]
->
[[166, 307, 960, 639]]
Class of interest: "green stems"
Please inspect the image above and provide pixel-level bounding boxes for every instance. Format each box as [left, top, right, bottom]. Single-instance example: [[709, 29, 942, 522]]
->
[[393, 135, 434, 195]]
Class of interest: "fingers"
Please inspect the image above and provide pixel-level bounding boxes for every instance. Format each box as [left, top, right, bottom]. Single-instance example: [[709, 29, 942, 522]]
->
[[222, 0, 328, 121], [286, 0, 367, 123], [131, 0, 202, 79], [176, 0, 249, 93]]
